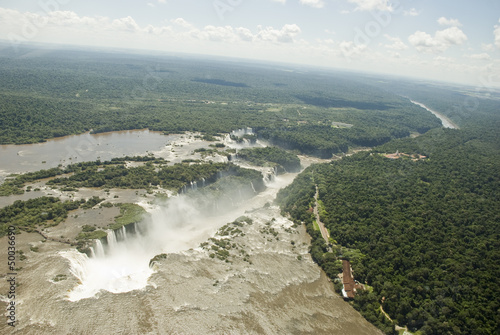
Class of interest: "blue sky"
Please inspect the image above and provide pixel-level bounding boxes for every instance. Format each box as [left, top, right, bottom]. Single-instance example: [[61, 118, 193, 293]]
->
[[0, 0, 499, 87]]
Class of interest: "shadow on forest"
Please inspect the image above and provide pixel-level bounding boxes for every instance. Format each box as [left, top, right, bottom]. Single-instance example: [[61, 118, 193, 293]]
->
[[192, 78, 250, 88], [295, 94, 393, 110]]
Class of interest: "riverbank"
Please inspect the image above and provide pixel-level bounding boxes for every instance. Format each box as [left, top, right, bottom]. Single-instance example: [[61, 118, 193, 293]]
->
[[410, 100, 460, 129]]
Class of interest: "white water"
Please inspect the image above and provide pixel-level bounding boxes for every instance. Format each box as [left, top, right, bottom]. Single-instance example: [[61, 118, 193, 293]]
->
[[120, 226, 128, 241], [95, 240, 105, 257], [59, 131, 318, 302], [61, 168, 299, 301], [106, 229, 117, 248]]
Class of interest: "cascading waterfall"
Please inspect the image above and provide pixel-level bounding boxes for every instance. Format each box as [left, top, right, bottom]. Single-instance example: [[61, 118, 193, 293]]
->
[[62, 189, 271, 301], [59, 136, 301, 303], [106, 229, 117, 250], [121, 226, 128, 242], [95, 240, 105, 258], [250, 181, 257, 193], [134, 222, 143, 237]]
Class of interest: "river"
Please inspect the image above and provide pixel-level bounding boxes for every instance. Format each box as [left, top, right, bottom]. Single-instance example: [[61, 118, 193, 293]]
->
[[0, 131, 382, 334], [410, 100, 459, 129], [0, 129, 177, 178]]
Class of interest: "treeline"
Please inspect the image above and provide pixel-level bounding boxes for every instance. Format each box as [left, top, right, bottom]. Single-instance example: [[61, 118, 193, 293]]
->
[[277, 121, 500, 334], [1, 50, 441, 156], [0, 197, 89, 237], [0, 157, 166, 196], [0, 157, 264, 196], [47, 162, 260, 193], [236, 147, 301, 172], [258, 102, 440, 158]]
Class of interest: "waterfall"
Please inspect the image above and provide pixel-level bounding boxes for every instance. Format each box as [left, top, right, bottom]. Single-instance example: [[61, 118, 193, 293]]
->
[[89, 247, 96, 258], [121, 226, 127, 241], [202, 178, 206, 187], [134, 222, 143, 237], [94, 240, 105, 258], [62, 250, 89, 284], [250, 181, 257, 193], [107, 230, 117, 250]]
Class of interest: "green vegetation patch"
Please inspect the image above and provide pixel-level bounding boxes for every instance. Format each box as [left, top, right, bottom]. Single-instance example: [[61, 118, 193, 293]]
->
[[110, 203, 147, 230], [0, 197, 80, 237], [76, 229, 107, 241], [46, 161, 245, 193], [237, 147, 301, 172]]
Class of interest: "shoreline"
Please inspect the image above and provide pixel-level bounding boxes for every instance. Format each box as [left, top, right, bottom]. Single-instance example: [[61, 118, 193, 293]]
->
[[410, 100, 460, 129]]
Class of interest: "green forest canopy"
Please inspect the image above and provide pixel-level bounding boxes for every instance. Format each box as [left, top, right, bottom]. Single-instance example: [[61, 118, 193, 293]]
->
[[277, 117, 500, 334], [0, 48, 441, 157]]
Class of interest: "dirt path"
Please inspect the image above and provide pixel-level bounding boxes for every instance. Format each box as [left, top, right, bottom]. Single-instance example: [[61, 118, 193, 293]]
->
[[314, 185, 330, 245]]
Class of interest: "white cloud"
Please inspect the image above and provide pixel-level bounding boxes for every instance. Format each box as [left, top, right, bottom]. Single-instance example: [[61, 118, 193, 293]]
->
[[256, 24, 302, 43], [300, 0, 325, 8], [433, 56, 454, 63], [467, 53, 491, 61], [495, 21, 500, 48], [271, 0, 286, 4], [409, 27, 467, 53], [388, 51, 401, 58], [348, 0, 393, 12], [435, 27, 467, 45], [408, 31, 440, 52], [171, 18, 195, 29], [482, 43, 494, 51], [0, 7, 302, 48], [339, 40, 367, 58], [195, 25, 238, 43], [384, 34, 408, 50], [404, 8, 420, 16], [111, 16, 141, 32], [235, 27, 254, 41], [437, 17, 462, 27]]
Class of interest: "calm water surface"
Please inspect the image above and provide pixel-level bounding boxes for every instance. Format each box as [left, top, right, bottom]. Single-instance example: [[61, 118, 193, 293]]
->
[[0, 130, 176, 176]]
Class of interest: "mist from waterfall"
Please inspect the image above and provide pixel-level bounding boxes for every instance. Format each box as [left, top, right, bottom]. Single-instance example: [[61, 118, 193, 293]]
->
[[61, 171, 286, 302], [59, 132, 307, 302]]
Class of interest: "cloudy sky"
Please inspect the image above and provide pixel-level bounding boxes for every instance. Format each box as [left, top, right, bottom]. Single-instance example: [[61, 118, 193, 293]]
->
[[1, 0, 499, 87]]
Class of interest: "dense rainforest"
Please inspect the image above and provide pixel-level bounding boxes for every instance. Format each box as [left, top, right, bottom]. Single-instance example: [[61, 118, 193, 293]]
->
[[2, 45, 500, 334], [0, 48, 441, 157], [277, 116, 500, 334], [235, 147, 301, 172]]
